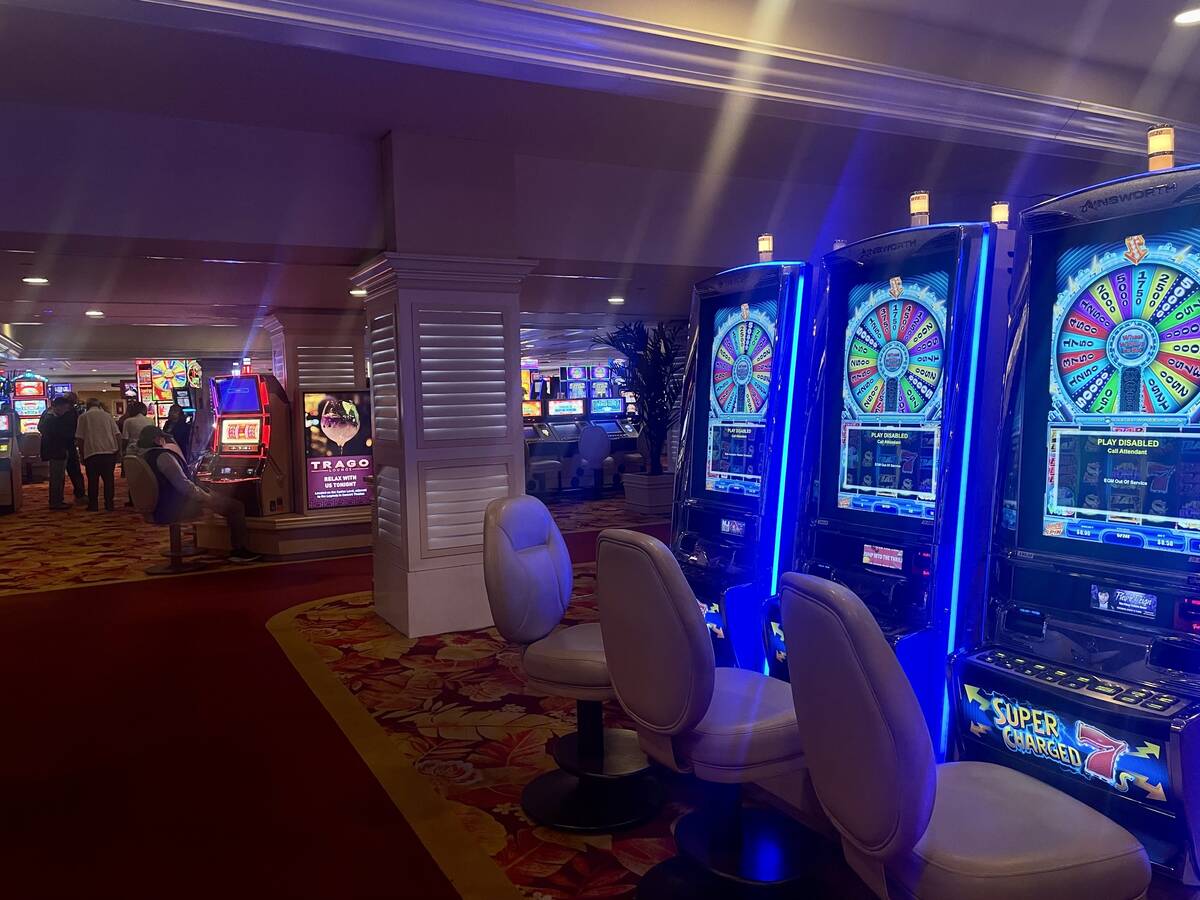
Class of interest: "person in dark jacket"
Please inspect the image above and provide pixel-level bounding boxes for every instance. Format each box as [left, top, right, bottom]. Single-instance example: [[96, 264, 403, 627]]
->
[[61, 393, 86, 502], [38, 396, 75, 509], [163, 403, 193, 464]]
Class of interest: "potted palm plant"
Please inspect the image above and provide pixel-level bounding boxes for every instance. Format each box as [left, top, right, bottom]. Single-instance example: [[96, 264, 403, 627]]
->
[[594, 320, 684, 515]]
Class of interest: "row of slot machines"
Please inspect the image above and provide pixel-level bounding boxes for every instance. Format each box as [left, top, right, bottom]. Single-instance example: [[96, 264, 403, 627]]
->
[[672, 165, 1200, 883], [523, 397, 640, 490]]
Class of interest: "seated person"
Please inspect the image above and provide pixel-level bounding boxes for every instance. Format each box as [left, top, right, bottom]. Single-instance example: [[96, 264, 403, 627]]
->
[[137, 426, 261, 563]]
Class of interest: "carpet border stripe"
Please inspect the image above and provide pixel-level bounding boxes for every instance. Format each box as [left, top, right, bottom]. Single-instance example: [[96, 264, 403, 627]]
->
[[267, 594, 523, 900]]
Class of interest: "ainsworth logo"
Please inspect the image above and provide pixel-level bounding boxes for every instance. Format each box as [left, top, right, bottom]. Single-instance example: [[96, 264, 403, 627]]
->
[[1080, 182, 1176, 213]]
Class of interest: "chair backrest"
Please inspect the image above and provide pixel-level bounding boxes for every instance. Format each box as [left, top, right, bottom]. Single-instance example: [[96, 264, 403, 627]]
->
[[578, 425, 611, 467], [780, 573, 936, 863], [483, 495, 573, 644], [125, 455, 160, 517], [596, 529, 714, 735]]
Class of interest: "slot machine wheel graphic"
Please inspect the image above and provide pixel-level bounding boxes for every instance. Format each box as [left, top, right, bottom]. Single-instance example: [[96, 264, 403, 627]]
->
[[711, 318, 773, 415], [1055, 261, 1200, 417], [847, 298, 944, 415], [151, 359, 188, 402]]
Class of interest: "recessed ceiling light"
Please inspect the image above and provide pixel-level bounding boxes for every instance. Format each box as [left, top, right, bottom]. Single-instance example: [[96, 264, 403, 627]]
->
[[607, 296, 626, 305], [85, 309, 105, 318], [1175, 7, 1200, 23], [91, 368, 97, 372], [22, 276, 49, 285], [349, 288, 367, 297]]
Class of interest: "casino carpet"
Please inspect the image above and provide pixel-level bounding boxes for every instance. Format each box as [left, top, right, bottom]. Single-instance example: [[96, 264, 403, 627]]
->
[[0, 555, 461, 900], [273, 566, 875, 900]]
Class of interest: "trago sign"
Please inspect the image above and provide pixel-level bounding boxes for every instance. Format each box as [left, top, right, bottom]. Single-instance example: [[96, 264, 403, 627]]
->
[[960, 684, 1169, 804]]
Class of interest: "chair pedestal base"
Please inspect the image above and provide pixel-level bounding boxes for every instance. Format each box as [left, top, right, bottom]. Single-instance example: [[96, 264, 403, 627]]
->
[[553, 727, 650, 778], [638, 806, 819, 898], [521, 769, 661, 834]]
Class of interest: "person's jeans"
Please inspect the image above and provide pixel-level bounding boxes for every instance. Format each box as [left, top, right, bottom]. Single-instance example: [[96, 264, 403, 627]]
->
[[84, 453, 118, 509], [48, 458, 67, 507], [66, 450, 85, 498], [185, 491, 249, 550]]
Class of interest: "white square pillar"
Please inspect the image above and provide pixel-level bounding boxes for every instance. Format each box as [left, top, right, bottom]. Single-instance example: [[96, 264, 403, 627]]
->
[[352, 254, 535, 636]]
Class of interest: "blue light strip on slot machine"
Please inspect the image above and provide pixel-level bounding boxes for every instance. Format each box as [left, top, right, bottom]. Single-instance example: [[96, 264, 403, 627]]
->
[[939, 227, 991, 755], [771, 268, 805, 593]]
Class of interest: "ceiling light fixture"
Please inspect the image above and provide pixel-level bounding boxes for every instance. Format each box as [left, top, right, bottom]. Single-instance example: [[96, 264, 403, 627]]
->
[[1174, 7, 1200, 24], [607, 296, 625, 305], [21, 276, 49, 285], [349, 288, 367, 298], [85, 309, 105, 318]]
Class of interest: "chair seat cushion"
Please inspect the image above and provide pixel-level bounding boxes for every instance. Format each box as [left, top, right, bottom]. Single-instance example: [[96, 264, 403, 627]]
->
[[523, 622, 612, 693], [676, 667, 802, 779], [891, 762, 1150, 900]]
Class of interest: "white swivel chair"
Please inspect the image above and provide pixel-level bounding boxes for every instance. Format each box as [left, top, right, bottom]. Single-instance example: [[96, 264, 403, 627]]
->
[[577, 424, 616, 495]]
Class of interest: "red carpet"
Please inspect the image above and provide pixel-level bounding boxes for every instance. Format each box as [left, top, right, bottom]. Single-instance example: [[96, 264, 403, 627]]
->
[[0, 556, 458, 900]]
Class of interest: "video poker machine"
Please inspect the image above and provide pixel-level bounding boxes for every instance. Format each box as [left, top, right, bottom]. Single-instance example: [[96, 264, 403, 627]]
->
[[764, 223, 1015, 752], [0, 409, 20, 514], [195, 373, 293, 516], [953, 166, 1200, 881], [672, 261, 811, 668]]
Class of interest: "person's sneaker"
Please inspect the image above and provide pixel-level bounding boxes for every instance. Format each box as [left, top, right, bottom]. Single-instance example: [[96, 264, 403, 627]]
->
[[228, 549, 262, 564]]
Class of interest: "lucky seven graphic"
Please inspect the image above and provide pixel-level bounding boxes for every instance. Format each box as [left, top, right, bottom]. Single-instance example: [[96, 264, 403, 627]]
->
[[962, 685, 1168, 803]]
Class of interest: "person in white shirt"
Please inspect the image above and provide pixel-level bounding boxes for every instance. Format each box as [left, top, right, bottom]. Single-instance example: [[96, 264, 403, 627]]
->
[[75, 398, 121, 511], [120, 402, 153, 457]]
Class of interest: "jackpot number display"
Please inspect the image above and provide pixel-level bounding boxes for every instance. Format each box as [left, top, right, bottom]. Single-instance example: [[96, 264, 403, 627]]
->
[[1056, 263, 1200, 416], [848, 299, 945, 415], [712, 318, 773, 416]]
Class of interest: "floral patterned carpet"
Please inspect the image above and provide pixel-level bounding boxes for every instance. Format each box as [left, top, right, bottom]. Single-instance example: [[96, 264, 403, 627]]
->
[[282, 565, 697, 899], [540, 494, 669, 534]]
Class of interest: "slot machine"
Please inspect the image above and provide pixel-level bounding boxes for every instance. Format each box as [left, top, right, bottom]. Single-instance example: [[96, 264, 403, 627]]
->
[[953, 166, 1200, 881], [765, 223, 1015, 753], [195, 372, 293, 516], [672, 261, 812, 668], [522, 399, 548, 445], [0, 409, 21, 513], [12, 373, 47, 435]]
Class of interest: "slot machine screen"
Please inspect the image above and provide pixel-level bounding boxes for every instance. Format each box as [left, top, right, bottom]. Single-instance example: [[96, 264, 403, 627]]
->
[[566, 366, 587, 380], [523, 425, 537, 440], [590, 381, 613, 399], [590, 398, 624, 415], [820, 252, 954, 527], [214, 376, 262, 414], [19, 419, 39, 434], [14, 399, 45, 417], [598, 421, 622, 435], [591, 366, 609, 379], [547, 399, 585, 417], [1020, 207, 1200, 568], [553, 422, 580, 440], [691, 284, 780, 503], [172, 388, 194, 409], [0, 413, 10, 433], [220, 417, 262, 452], [522, 400, 542, 417], [566, 381, 588, 400], [13, 380, 43, 398]]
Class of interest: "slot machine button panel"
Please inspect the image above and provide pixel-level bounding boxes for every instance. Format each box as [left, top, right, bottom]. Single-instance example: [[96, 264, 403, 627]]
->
[[1091, 682, 1122, 697], [1115, 690, 1152, 705]]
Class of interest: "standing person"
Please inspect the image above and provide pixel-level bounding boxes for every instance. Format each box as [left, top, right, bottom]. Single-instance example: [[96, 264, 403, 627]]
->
[[75, 398, 121, 511], [163, 403, 193, 464], [138, 426, 260, 563], [121, 402, 153, 458], [62, 393, 86, 503], [38, 396, 75, 510]]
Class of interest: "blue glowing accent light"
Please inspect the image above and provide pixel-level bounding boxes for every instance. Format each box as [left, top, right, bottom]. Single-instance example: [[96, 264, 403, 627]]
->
[[939, 226, 991, 755], [771, 269, 805, 591]]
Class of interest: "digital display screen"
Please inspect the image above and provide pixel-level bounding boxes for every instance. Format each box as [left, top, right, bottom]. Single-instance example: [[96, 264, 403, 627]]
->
[[14, 399, 45, 417], [862, 544, 904, 570], [590, 398, 624, 415], [591, 366, 609, 379], [598, 421, 622, 435], [547, 399, 584, 416], [121, 380, 138, 399], [566, 381, 588, 399], [522, 400, 542, 417], [523, 425, 537, 439], [834, 265, 949, 522], [213, 376, 262, 415], [704, 299, 777, 497], [566, 366, 587, 380], [172, 389, 194, 409], [47, 383, 73, 400], [19, 419, 39, 434], [590, 381, 613, 399], [302, 392, 373, 511], [1040, 223, 1200, 557], [0, 414, 10, 433], [13, 380, 44, 398], [220, 418, 261, 447], [551, 423, 580, 440], [1090, 584, 1157, 620], [720, 517, 747, 537]]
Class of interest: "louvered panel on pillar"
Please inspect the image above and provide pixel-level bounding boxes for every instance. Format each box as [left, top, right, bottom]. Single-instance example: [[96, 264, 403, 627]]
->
[[375, 464, 407, 566], [368, 310, 400, 445], [296, 346, 358, 390], [418, 460, 511, 557], [413, 309, 510, 447]]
